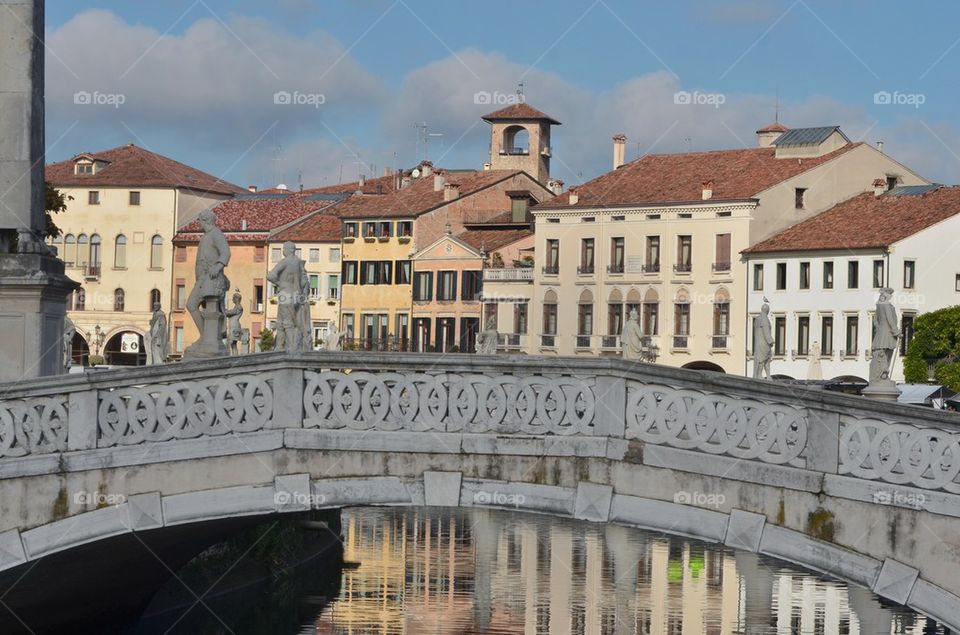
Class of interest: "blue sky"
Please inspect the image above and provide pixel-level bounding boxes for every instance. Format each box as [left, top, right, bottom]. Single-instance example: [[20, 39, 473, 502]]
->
[[45, 0, 960, 189]]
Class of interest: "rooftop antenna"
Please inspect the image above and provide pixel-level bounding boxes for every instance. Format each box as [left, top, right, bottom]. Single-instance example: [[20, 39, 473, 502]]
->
[[298, 170, 303, 193], [414, 122, 444, 161], [775, 87, 780, 123], [516, 81, 524, 99], [271, 144, 286, 187], [683, 137, 692, 152]]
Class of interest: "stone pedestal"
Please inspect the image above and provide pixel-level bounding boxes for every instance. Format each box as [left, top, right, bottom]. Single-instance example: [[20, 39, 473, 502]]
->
[[862, 379, 901, 402], [0, 253, 78, 381], [183, 295, 227, 360]]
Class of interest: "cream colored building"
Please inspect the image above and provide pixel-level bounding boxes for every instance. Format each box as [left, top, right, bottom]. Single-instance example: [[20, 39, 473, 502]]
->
[[45, 145, 243, 365], [527, 126, 927, 373]]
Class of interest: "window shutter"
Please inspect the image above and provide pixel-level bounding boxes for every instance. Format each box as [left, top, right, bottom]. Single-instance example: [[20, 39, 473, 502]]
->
[[427, 273, 433, 301], [413, 273, 420, 299]]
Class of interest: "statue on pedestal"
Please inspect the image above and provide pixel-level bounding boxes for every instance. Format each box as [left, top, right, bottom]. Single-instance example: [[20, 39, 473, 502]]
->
[[267, 241, 310, 352], [475, 318, 499, 355], [325, 323, 344, 351], [184, 209, 230, 360], [752, 302, 774, 380], [63, 316, 75, 372], [147, 303, 169, 364], [224, 290, 244, 355], [621, 308, 644, 361], [863, 287, 901, 401]]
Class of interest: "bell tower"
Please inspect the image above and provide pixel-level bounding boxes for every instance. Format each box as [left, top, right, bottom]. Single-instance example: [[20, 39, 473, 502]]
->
[[482, 101, 560, 185]]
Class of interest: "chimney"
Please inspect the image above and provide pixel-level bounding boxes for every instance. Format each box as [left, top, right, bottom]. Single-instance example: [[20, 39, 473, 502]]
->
[[247, 185, 257, 193], [241, 219, 248, 230], [401, 175, 412, 189], [756, 123, 787, 148], [443, 182, 460, 202], [873, 178, 887, 197], [358, 174, 366, 188], [547, 179, 564, 196], [612, 134, 627, 169], [420, 160, 433, 177], [483, 162, 492, 171], [383, 167, 390, 177], [877, 140, 885, 154], [701, 180, 714, 200], [569, 187, 579, 206], [433, 169, 445, 192]]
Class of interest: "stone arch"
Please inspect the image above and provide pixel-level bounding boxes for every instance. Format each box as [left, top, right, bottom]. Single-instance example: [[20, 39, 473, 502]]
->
[[608, 288, 623, 303], [682, 360, 726, 373], [643, 288, 659, 302], [502, 125, 529, 154], [714, 286, 730, 302], [675, 288, 690, 303], [626, 288, 642, 305], [579, 288, 593, 303], [543, 289, 558, 303]]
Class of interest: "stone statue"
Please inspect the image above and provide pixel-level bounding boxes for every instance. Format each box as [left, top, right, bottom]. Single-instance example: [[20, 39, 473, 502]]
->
[[752, 303, 774, 380], [147, 303, 169, 364], [621, 308, 644, 361], [224, 289, 244, 355], [807, 341, 823, 380], [475, 318, 498, 355], [267, 241, 310, 352], [325, 322, 344, 351], [869, 287, 900, 384], [184, 209, 230, 359], [63, 316, 75, 372]]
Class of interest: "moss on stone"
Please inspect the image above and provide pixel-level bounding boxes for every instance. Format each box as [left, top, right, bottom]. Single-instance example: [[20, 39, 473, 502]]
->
[[806, 508, 835, 542]]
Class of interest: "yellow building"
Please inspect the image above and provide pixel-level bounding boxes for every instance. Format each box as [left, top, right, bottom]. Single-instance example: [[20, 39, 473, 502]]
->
[[526, 126, 927, 374], [45, 145, 243, 365]]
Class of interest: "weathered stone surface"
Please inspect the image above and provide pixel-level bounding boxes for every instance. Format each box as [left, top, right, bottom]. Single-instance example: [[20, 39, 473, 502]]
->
[[610, 494, 728, 543], [126, 492, 163, 531], [462, 479, 575, 516], [759, 525, 881, 589], [574, 482, 613, 522], [0, 529, 26, 571], [873, 558, 919, 605], [423, 471, 462, 507], [312, 477, 413, 508], [274, 474, 311, 512], [162, 485, 276, 526], [22, 505, 129, 559], [724, 509, 766, 553], [909, 579, 960, 633]]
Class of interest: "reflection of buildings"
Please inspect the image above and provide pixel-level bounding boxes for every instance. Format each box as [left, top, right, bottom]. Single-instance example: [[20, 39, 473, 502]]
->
[[315, 508, 939, 634]]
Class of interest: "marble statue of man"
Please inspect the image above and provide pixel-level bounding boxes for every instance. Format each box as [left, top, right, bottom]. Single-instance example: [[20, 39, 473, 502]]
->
[[63, 316, 75, 372], [224, 290, 244, 355], [325, 322, 344, 351], [186, 209, 230, 336], [753, 303, 774, 380], [267, 241, 310, 352], [148, 303, 169, 364], [475, 317, 499, 355], [621, 308, 644, 361], [870, 287, 900, 383]]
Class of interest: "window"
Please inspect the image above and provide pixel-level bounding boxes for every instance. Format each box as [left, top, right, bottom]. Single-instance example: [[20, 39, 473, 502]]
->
[[341, 314, 355, 339], [776, 263, 787, 290], [797, 315, 810, 355], [114, 288, 125, 312], [646, 236, 660, 271], [543, 302, 558, 335], [511, 197, 529, 221], [461, 270, 482, 301], [89, 234, 101, 268], [821, 315, 834, 356], [342, 261, 358, 284], [175, 282, 186, 310], [956, 274, 960, 292], [329, 248, 340, 263], [713, 301, 730, 338], [774, 316, 786, 356], [73, 288, 85, 311], [901, 314, 915, 356], [271, 247, 281, 262], [76, 162, 93, 175], [823, 261, 834, 289], [129, 191, 140, 206], [309, 274, 320, 299], [363, 222, 377, 238], [545, 239, 559, 274], [114, 234, 126, 269], [395, 260, 412, 285], [642, 301, 659, 336], [582, 217, 595, 223], [714, 234, 731, 271], [751, 263, 763, 291], [88, 191, 100, 205], [343, 223, 358, 238], [150, 235, 163, 269], [847, 261, 859, 289], [484, 304, 498, 330], [887, 175, 898, 190], [64, 234, 76, 266], [377, 221, 392, 238], [795, 187, 807, 209], [149, 288, 160, 309], [676, 236, 692, 272], [872, 259, 885, 288], [799, 262, 810, 290], [610, 237, 624, 273], [309, 248, 320, 263], [437, 271, 457, 301], [608, 302, 623, 336], [413, 271, 433, 301], [396, 314, 409, 347], [579, 238, 595, 274], [77, 234, 88, 266], [514, 303, 528, 334], [360, 261, 378, 285], [674, 302, 690, 338], [327, 275, 340, 299], [176, 245, 188, 263], [378, 261, 392, 285], [397, 221, 412, 237], [845, 315, 859, 356], [903, 261, 915, 289], [174, 326, 184, 353], [577, 302, 593, 345]]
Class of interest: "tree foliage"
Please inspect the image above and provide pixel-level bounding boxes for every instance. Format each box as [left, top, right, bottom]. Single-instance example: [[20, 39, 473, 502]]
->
[[902, 305, 960, 389], [45, 182, 71, 238], [258, 327, 276, 352]]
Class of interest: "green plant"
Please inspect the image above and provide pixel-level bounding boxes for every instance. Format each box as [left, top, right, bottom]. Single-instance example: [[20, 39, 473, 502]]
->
[[88, 354, 105, 366], [258, 328, 276, 352], [903, 305, 960, 389], [45, 182, 71, 239]]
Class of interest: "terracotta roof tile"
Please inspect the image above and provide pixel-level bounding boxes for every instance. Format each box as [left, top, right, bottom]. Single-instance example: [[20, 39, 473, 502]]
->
[[174, 193, 341, 243], [744, 186, 960, 253], [756, 122, 789, 133], [537, 143, 862, 209], [481, 102, 561, 125], [457, 228, 532, 252], [302, 174, 398, 196], [271, 210, 343, 243], [46, 144, 246, 196]]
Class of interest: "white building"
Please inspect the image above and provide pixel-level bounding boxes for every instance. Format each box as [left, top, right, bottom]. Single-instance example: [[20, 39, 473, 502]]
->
[[744, 184, 960, 382]]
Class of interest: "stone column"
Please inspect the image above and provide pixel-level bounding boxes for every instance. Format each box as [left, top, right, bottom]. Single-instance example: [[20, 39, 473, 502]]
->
[[0, 0, 78, 381]]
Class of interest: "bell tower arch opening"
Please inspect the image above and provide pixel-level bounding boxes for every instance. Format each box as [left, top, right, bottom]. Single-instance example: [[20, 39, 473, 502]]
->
[[482, 102, 560, 185]]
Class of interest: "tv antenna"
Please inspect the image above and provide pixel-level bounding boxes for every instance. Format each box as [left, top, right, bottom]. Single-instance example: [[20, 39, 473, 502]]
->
[[414, 122, 444, 161]]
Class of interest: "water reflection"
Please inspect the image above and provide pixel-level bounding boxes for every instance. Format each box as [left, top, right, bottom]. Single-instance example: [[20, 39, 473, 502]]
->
[[314, 507, 943, 635]]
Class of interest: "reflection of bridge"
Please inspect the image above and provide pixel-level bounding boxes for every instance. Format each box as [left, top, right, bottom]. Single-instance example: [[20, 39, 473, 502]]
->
[[1, 353, 960, 628]]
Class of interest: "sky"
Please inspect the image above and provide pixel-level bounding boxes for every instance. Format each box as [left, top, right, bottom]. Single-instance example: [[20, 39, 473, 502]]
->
[[43, 0, 960, 190]]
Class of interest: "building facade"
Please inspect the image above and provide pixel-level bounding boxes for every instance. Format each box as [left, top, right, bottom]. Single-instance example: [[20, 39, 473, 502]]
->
[[45, 145, 243, 365]]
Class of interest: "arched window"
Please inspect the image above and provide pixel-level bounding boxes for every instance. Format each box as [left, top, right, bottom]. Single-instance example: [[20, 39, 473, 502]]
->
[[149, 288, 161, 310], [77, 234, 88, 266], [502, 125, 529, 154], [89, 234, 101, 266], [607, 289, 624, 337], [674, 289, 691, 346], [642, 288, 660, 336], [150, 234, 163, 269], [713, 287, 730, 345], [577, 289, 594, 346], [542, 289, 558, 345], [63, 234, 76, 266], [73, 287, 85, 311], [114, 234, 127, 269], [114, 288, 125, 312]]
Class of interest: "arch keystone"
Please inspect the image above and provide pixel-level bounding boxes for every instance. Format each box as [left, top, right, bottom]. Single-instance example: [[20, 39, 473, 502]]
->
[[724, 509, 765, 552], [0, 529, 26, 571], [874, 558, 919, 605], [423, 471, 462, 506], [275, 474, 311, 512], [125, 492, 163, 531], [574, 482, 613, 522]]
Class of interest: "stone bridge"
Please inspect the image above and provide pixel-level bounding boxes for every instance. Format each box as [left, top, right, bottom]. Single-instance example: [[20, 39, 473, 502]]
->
[[1, 353, 959, 629]]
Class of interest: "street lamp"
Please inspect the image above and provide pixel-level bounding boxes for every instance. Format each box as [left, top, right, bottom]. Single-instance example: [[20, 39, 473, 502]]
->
[[86, 325, 106, 358]]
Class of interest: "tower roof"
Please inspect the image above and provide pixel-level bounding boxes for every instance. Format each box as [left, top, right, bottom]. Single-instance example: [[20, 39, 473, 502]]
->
[[481, 102, 561, 125], [756, 122, 788, 134]]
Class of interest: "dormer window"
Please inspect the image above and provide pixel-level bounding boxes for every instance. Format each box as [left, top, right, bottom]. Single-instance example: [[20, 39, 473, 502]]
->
[[795, 187, 807, 209], [886, 175, 899, 190], [75, 162, 94, 175]]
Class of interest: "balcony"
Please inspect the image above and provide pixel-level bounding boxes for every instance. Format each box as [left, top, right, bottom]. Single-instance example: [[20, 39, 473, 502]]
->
[[712, 262, 731, 273], [542, 265, 559, 276], [250, 300, 264, 314], [642, 263, 660, 273], [673, 335, 689, 349], [577, 265, 595, 275], [601, 335, 619, 350], [673, 263, 692, 273], [712, 335, 728, 349], [484, 268, 533, 281], [540, 334, 556, 348], [497, 333, 525, 351], [83, 263, 101, 280], [575, 335, 592, 349], [607, 263, 624, 274]]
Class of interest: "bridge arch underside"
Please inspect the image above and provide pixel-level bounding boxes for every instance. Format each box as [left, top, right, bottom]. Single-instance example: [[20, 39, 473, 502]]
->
[[1, 444, 958, 630]]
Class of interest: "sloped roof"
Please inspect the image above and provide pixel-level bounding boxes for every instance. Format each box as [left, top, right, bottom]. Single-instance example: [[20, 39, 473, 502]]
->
[[744, 186, 960, 253], [46, 144, 246, 196], [756, 122, 789, 134], [174, 193, 341, 243], [772, 126, 848, 147], [536, 143, 862, 209], [302, 173, 398, 196], [458, 228, 533, 252], [481, 102, 561, 125], [270, 209, 343, 243]]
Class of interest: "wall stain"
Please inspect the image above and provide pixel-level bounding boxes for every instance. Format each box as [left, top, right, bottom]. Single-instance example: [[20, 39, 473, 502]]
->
[[806, 508, 836, 542], [52, 482, 68, 520]]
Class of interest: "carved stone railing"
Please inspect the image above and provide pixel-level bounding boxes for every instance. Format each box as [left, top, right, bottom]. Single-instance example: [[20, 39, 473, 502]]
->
[[840, 416, 960, 494], [0, 396, 69, 457]]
